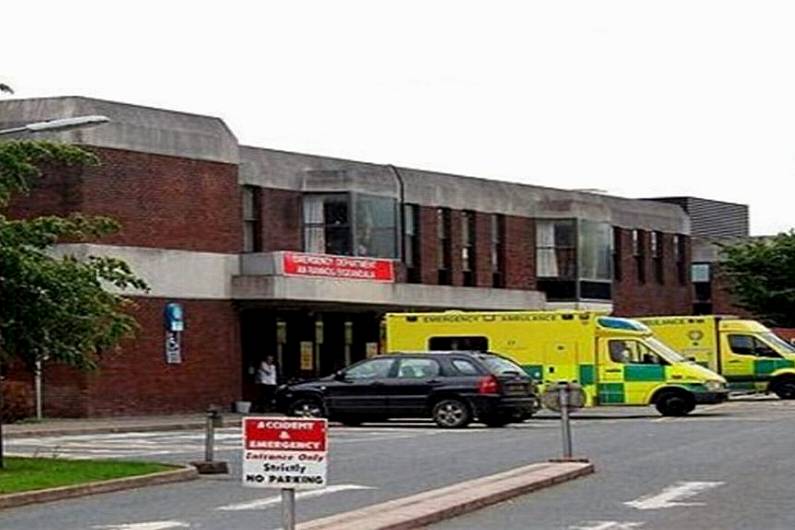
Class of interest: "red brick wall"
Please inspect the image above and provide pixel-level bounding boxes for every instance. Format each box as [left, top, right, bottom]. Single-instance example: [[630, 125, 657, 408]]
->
[[708, 263, 753, 317], [9, 147, 241, 253], [449, 210, 464, 287], [33, 297, 241, 417], [418, 206, 439, 284], [504, 216, 535, 290], [260, 188, 303, 252], [613, 229, 691, 316]]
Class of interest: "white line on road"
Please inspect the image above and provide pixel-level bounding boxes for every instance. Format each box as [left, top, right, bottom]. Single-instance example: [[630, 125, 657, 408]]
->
[[569, 521, 644, 530], [216, 484, 374, 511], [92, 521, 189, 530], [625, 481, 724, 510]]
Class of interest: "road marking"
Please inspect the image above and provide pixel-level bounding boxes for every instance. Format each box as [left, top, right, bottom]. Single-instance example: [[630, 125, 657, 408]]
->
[[569, 521, 644, 530], [625, 481, 724, 510], [92, 521, 189, 530], [216, 484, 374, 511]]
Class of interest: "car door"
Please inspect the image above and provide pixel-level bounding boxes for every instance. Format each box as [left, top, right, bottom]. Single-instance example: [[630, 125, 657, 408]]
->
[[325, 358, 395, 416], [387, 357, 443, 417]]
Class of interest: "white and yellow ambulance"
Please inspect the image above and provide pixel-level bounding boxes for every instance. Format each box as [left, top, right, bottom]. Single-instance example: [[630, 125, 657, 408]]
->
[[639, 315, 795, 398], [385, 310, 728, 416]]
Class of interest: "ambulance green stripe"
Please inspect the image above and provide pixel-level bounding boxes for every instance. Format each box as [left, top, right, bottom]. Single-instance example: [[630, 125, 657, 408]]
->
[[624, 365, 666, 382]]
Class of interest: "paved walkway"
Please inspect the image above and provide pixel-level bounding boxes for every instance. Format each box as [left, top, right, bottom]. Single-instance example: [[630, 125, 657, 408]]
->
[[3, 413, 248, 438]]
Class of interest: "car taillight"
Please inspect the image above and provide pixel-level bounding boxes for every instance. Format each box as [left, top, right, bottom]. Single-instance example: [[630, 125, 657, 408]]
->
[[478, 375, 500, 394]]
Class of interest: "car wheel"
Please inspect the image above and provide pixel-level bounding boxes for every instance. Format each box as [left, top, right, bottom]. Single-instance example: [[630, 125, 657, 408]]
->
[[655, 391, 695, 417], [432, 398, 471, 428], [772, 378, 795, 399], [481, 415, 510, 428], [287, 398, 325, 418]]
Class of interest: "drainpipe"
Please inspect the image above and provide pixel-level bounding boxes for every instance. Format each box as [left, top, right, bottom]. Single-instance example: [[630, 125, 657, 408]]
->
[[386, 165, 406, 262]]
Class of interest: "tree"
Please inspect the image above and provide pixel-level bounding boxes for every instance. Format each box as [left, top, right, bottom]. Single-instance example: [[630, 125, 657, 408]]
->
[[720, 232, 795, 327], [0, 140, 148, 467]]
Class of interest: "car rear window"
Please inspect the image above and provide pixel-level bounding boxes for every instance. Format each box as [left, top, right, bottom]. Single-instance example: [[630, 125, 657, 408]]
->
[[451, 359, 480, 376], [478, 355, 525, 376]]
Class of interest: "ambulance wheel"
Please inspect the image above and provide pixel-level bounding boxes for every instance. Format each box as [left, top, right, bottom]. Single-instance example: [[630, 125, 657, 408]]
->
[[655, 391, 695, 416], [432, 398, 472, 428], [288, 398, 325, 418], [771, 378, 795, 399]]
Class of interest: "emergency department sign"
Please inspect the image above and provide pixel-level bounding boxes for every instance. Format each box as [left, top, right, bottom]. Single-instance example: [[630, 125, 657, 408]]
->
[[242, 417, 328, 490]]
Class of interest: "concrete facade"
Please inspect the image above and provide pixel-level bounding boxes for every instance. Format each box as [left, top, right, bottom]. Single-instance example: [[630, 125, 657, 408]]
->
[[2, 96, 698, 416]]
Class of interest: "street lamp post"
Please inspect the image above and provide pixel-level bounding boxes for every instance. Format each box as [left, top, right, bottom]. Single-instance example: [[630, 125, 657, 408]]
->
[[0, 115, 110, 137]]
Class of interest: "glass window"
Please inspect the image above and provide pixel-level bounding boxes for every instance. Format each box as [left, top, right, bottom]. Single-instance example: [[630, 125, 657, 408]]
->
[[403, 204, 420, 282], [491, 214, 505, 287], [355, 194, 397, 259], [396, 358, 440, 379], [691, 263, 711, 283], [303, 193, 398, 258], [477, 355, 526, 375], [452, 359, 481, 376], [536, 219, 577, 279], [437, 208, 452, 284], [462, 211, 476, 285], [578, 220, 612, 281], [428, 336, 489, 351], [613, 227, 622, 281], [608, 340, 666, 365], [729, 335, 781, 358], [345, 358, 394, 380], [242, 186, 261, 253]]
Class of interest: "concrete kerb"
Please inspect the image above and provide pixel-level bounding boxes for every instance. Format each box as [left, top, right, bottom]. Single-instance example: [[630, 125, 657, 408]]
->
[[4, 417, 244, 439], [298, 460, 595, 530], [0, 465, 198, 510]]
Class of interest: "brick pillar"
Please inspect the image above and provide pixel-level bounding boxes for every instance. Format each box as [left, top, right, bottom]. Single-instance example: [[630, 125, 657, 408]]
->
[[261, 188, 303, 252], [504, 216, 534, 290], [418, 206, 438, 284], [450, 210, 464, 287]]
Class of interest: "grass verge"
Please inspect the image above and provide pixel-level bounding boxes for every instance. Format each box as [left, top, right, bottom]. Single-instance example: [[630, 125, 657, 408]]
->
[[0, 457, 173, 494]]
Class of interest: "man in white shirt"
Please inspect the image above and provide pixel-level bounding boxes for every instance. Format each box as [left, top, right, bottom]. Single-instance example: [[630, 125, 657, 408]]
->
[[255, 355, 278, 412]]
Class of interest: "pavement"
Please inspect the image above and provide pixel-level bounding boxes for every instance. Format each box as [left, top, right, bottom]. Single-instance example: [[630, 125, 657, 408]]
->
[[2, 396, 793, 529], [3, 413, 245, 439]]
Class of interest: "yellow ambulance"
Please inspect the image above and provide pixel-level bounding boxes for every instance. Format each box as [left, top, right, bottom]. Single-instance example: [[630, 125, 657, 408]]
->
[[384, 310, 728, 416], [639, 315, 795, 398]]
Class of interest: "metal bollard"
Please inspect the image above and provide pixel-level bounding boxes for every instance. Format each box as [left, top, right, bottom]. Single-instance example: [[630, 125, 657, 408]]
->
[[191, 405, 229, 474], [282, 488, 296, 530], [558, 385, 573, 459]]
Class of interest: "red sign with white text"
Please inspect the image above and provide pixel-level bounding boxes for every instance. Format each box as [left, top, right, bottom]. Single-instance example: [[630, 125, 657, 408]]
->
[[243, 418, 327, 452], [283, 252, 394, 282], [242, 417, 328, 489]]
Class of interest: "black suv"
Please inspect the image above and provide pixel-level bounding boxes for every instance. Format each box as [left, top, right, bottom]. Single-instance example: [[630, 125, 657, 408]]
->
[[275, 351, 540, 428]]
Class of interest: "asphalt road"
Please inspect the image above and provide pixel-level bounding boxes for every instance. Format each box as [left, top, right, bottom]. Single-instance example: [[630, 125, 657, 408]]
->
[[434, 396, 795, 530], [3, 397, 793, 530]]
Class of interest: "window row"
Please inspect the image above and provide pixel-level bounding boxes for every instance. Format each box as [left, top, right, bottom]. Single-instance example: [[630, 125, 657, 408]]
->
[[241, 189, 689, 296]]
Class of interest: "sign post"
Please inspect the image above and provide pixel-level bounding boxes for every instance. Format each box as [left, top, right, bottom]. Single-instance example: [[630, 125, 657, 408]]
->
[[242, 417, 328, 530]]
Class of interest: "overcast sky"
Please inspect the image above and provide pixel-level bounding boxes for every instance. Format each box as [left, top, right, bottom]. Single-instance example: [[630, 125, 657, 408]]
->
[[5, 1, 794, 234]]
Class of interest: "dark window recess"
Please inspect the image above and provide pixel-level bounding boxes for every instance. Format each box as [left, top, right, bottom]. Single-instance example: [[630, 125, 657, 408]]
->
[[694, 282, 712, 302], [428, 336, 489, 351], [404, 204, 421, 283], [242, 186, 262, 253], [651, 231, 664, 284], [693, 302, 713, 315], [674, 235, 687, 285], [491, 214, 506, 288], [633, 229, 646, 284], [612, 227, 622, 281], [580, 281, 612, 300], [437, 208, 452, 285], [537, 279, 577, 301], [462, 211, 476, 286]]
